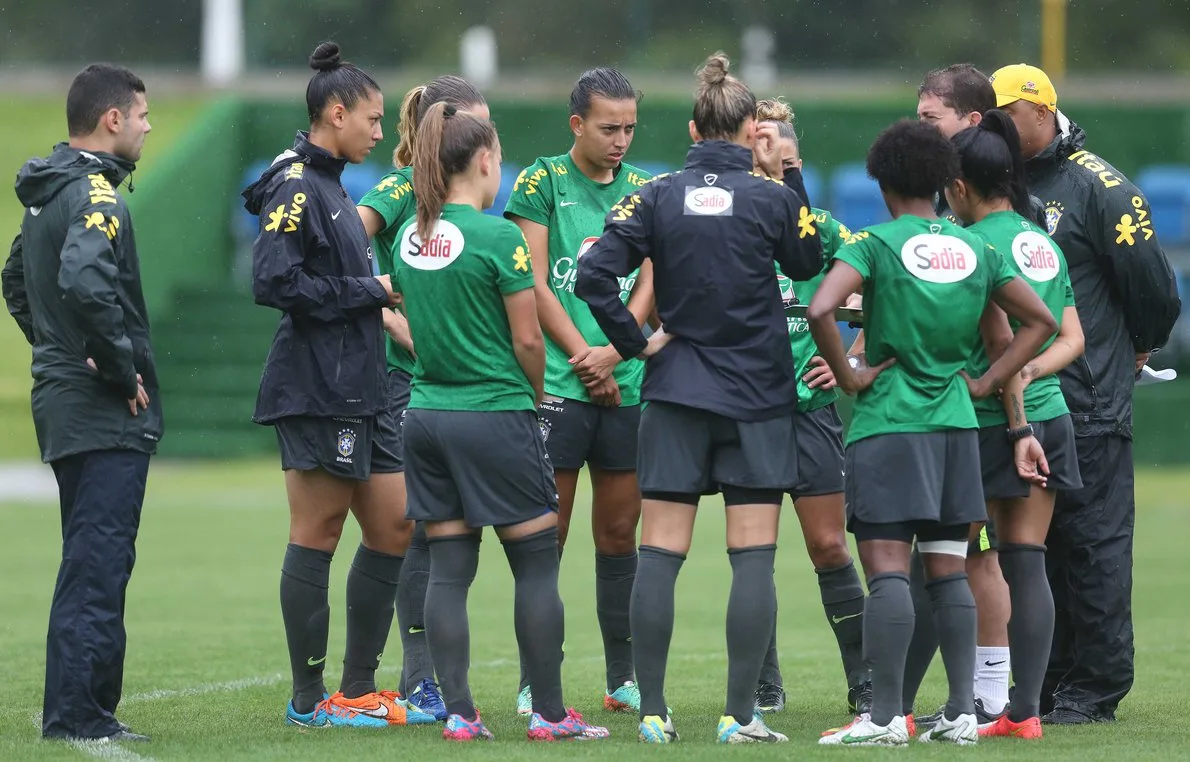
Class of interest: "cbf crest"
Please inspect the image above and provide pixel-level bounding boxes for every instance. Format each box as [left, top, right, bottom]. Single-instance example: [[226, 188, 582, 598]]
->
[[337, 428, 357, 459], [1044, 202, 1065, 236]]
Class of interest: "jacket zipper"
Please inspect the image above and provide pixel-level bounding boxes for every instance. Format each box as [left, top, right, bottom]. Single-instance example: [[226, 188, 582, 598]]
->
[[1079, 354, 1098, 404]]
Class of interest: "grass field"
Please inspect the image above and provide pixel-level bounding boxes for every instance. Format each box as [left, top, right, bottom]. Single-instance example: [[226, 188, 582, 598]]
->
[[0, 96, 210, 460], [2, 461, 1188, 760]]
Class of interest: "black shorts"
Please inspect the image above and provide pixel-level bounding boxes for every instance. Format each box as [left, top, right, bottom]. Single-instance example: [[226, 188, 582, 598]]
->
[[374, 370, 413, 474], [275, 413, 400, 481], [537, 395, 639, 471], [852, 518, 970, 546], [844, 430, 986, 533], [977, 415, 1084, 501], [637, 401, 798, 503], [790, 404, 845, 500], [403, 409, 558, 528]]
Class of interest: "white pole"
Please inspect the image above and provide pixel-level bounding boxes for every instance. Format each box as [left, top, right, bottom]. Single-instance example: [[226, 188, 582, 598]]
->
[[201, 0, 244, 86], [741, 26, 776, 90], [460, 26, 498, 90]]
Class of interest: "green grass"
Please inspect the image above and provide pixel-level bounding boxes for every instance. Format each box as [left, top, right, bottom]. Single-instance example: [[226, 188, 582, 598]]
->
[[2, 462, 1189, 760], [0, 96, 210, 459]]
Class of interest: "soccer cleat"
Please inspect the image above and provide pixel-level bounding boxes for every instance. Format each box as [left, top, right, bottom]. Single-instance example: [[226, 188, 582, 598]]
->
[[717, 714, 788, 744], [527, 708, 610, 741], [917, 697, 1004, 729], [285, 693, 388, 728], [333, 691, 438, 726], [755, 681, 786, 713], [443, 713, 494, 741], [639, 715, 678, 744], [406, 678, 448, 721], [919, 712, 979, 745], [516, 685, 533, 715], [819, 714, 910, 747], [824, 712, 916, 739], [979, 714, 1043, 739], [604, 681, 641, 712], [847, 680, 873, 714], [1041, 707, 1097, 725]]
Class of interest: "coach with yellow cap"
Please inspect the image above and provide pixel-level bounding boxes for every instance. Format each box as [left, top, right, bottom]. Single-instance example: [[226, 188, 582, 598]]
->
[[991, 63, 1181, 726]]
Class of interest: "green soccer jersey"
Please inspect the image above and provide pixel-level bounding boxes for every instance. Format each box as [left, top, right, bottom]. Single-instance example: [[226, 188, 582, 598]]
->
[[833, 215, 1016, 445], [393, 204, 537, 412], [965, 211, 1075, 427], [503, 152, 651, 406], [776, 208, 852, 412], [358, 166, 417, 375]]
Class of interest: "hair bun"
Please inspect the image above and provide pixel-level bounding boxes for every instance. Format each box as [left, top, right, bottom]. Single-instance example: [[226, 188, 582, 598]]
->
[[309, 41, 342, 72], [443, 103, 458, 118], [698, 52, 730, 87]]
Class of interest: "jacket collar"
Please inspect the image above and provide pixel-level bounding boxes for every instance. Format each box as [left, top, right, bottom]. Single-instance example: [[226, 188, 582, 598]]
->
[[683, 140, 754, 172], [292, 131, 349, 178]]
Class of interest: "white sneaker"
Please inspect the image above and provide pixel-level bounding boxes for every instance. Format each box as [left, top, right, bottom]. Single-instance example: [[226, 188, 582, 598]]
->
[[919, 712, 978, 745], [717, 714, 788, 743], [819, 714, 910, 746]]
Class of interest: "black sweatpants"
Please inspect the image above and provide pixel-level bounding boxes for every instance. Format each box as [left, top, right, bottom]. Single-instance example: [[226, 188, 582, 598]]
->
[[42, 449, 150, 740]]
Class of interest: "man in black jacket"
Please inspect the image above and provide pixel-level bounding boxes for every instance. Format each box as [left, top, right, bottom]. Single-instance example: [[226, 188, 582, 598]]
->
[[1, 64, 158, 743], [993, 63, 1182, 725]]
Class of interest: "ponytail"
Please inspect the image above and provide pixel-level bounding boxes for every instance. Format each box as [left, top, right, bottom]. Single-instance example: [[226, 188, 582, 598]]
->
[[979, 109, 1031, 218], [393, 76, 486, 169], [412, 101, 498, 243], [950, 108, 1031, 218]]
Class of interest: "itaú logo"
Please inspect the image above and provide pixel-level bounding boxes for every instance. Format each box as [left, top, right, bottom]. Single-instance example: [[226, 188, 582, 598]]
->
[[900, 233, 978, 284]]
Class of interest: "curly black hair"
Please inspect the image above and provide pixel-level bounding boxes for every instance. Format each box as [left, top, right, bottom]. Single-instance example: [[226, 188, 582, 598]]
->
[[866, 119, 960, 199]]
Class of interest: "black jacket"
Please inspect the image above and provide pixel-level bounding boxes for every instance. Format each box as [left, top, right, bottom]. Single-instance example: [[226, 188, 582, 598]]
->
[[1026, 114, 1181, 437], [575, 140, 823, 421], [2, 144, 162, 462], [243, 132, 388, 423]]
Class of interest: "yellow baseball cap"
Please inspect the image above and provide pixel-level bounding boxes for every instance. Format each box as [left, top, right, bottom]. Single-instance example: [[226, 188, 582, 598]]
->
[[990, 64, 1057, 111]]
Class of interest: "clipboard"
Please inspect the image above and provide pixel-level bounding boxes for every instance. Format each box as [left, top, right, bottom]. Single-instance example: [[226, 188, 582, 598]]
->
[[786, 304, 865, 325]]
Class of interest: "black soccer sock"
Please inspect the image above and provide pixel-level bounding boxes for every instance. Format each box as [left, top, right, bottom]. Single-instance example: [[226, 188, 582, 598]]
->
[[999, 544, 1053, 721], [760, 613, 782, 686], [425, 534, 480, 721], [280, 543, 333, 714], [902, 546, 939, 714], [340, 544, 402, 698], [927, 572, 977, 720], [631, 545, 685, 719], [864, 573, 914, 727], [596, 551, 637, 692], [396, 523, 433, 695], [817, 560, 868, 687], [503, 528, 567, 723], [725, 545, 777, 726]]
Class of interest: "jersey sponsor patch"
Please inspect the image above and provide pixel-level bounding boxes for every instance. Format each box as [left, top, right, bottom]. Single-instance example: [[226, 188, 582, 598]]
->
[[576, 236, 599, 258], [684, 185, 734, 216], [1012, 230, 1060, 282], [399, 219, 465, 271], [900, 233, 978, 284]]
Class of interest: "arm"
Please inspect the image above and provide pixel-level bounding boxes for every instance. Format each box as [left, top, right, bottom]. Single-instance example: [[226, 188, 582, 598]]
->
[[357, 205, 387, 239], [574, 191, 651, 360], [966, 277, 1058, 397], [772, 168, 824, 282], [1, 234, 34, 345], [382, 307, 415, 355], [251, 183, 391, 320], [504, 287, 545, 406], [1095, 185, 1182, 351], [626, 257, 655, 329], [511, 216, 588, 357], [1022, 305, 1084, 386], [808, 260, 893, 394]]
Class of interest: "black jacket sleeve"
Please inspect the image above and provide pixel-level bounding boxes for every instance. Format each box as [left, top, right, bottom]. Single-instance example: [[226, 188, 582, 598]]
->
[[1092, 182, 1182, 351], [575, 188, 651, 360], [1, 234, 34, 346], [57, 201, 138, 398], [251, 179, 388, 321], [773, 167, 824, 282]]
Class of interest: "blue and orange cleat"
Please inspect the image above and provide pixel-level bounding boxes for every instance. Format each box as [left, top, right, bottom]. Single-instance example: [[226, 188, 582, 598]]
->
[[285, 693, 388, 728], [443, 712, 495, 741], [527, 708, 610, 741]]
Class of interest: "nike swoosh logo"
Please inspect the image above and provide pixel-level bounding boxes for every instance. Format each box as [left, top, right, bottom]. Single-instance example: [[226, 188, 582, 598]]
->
[[407, 627, 425, 635], [358, 702, 389, 718], [307, 655, 326, 666], [29, 206, 42, 216], [984, 660, 1007, 666], [832, 612, 863, 624], [841, 732, 889, 744], [332, 209, 342, 219], [559, 201, 578, 207]]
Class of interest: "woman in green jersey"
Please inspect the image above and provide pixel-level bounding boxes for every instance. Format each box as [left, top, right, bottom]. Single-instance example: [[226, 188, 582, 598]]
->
[[504, 67, 654, 714], [353, 75, 488, 721], [749, 98, 870, 717], [808, 120, 1057, 748], [394, 102, 609, 743], [948, 109, 1085, 740]]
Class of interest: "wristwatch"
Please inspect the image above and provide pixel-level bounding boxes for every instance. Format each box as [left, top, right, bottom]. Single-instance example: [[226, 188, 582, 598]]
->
[[1006, 424, 1035, 442]]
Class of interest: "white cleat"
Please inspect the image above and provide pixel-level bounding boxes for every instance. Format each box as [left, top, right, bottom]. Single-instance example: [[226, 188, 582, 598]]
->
[[717, 714, 788, 743], [819, 713, 910, 747], [919, 712, 979, 745]]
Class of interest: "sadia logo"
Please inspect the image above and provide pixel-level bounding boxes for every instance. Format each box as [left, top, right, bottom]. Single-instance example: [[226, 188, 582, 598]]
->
[[900, 234, 978, 284], [683, 186, 734, 216], [1012, 231, 1060, 282], [399, 219, 465, 271], [576, 236, 599, 259]]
